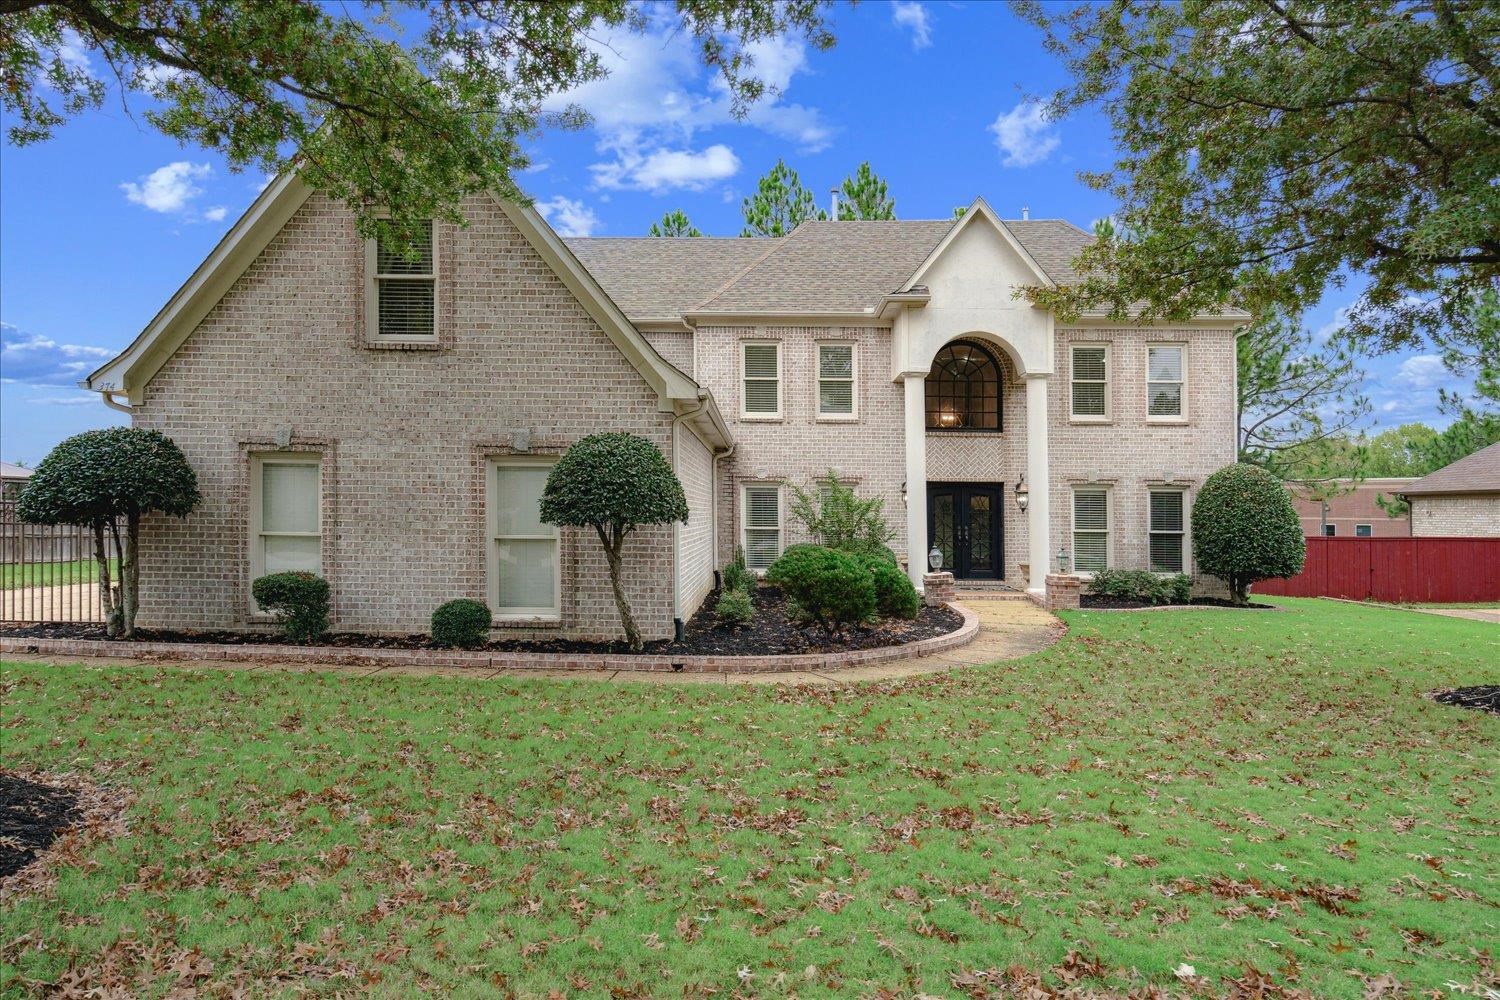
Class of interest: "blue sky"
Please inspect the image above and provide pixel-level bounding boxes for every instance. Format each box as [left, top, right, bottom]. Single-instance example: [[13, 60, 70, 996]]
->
[[0, 1, 1470, 465]]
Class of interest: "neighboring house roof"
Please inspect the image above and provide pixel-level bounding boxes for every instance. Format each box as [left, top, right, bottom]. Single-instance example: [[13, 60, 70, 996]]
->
[[1, 462, 32, 480], [1400, 441, 1500, 496], [563, 237, 778, 323]]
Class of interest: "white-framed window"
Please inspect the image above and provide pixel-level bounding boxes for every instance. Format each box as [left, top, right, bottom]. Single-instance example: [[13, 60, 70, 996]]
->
[[1355, 523, 1372, 537], [1324, 524, 1337, 537], [250, 453, 322, 608], [1148, 489, 1187, 573], [1147, 344, 1185, 419], [741, 341, 782, 418], [366, 219, 437, 340], [1072, 487, 1109, 573], [742, 483, 783, 570], [1070, 344, 1109, 419], [487, 458, 560, 619], [816, 342, 856, 418]]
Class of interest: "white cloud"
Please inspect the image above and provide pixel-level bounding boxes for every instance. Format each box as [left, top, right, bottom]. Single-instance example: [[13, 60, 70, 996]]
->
[[535, 196, 601, 237], [120, 161, 212, 213], [55, 28, 93, 77], [891, 2, 933, 49], [27, 393, 105, 407], [988, 101, 1060, 168], [1, 322, 112, 386], [203, 205, 228, 222], [1390, 354, 1450, 391], [137, 61, 185, 89], [592, 142, 740, 193]]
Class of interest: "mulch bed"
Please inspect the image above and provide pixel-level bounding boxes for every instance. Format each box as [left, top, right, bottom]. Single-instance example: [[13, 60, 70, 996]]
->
[[0, 773, 82, 878], [1, 585, 963, 657], [1430, 685, 1500, 714], [1080, 595, 1277, 610]]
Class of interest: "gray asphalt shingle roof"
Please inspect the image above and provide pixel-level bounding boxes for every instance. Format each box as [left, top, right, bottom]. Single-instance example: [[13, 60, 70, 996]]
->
[[1400, 441, 1500, 496], [565, 217, 1094, 321]]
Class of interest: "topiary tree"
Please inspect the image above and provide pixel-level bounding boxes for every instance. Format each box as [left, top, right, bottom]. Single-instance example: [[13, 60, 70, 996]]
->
[[1191, 463, 1305, 604], [17, 428, 200, 638], [539, 433, 688, 651]]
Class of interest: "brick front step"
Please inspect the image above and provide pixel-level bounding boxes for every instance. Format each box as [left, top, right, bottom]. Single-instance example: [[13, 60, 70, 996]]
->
[[1, 604, 979, 676]]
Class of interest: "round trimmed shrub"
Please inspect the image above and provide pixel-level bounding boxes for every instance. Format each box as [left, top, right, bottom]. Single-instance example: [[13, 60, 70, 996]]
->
[[715, 587, 753, 628], [766, 544, 876, 637], [862, 553, 921, 619], [431, 598, 492, 649], [251, 571, 330, 643], [1192, 463, 1305, 603]]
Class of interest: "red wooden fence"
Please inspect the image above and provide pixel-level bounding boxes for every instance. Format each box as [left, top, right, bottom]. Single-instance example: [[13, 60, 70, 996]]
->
[[1254, 536, 1500, 603]]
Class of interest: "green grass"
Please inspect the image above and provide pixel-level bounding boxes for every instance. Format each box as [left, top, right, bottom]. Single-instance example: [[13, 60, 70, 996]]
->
[[0, 558, 116, 590], [2, 598, 1495, 997]]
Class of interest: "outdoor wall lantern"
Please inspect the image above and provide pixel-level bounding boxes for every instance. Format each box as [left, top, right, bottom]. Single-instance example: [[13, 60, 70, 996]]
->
[[1015, 476, 1029, 512], [928, 546, 944, 571], [1057, 547, 1071, 574]]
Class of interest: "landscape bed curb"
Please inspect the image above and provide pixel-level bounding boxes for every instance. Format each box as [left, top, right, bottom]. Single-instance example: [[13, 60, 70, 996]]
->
[[0, 602, 979, 675]]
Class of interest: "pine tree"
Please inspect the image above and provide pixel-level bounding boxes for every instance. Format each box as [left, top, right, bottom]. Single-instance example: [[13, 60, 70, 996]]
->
[[740, 159, 826, 237], [835, 162, 895, 220], [648, 210, 702, 237]]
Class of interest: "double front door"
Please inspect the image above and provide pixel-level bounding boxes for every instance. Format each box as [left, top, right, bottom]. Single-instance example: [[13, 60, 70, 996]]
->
[[927, 484, 1004, 580]]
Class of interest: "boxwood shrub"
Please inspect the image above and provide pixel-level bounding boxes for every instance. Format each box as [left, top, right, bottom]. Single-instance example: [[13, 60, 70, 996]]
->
[[250, 571, 329, 643], [431, 598, 492, 649], [766, 544, 876, 637]]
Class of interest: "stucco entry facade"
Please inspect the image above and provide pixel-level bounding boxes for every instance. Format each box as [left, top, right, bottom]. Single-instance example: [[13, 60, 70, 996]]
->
[[86, 182, 1244, 640]]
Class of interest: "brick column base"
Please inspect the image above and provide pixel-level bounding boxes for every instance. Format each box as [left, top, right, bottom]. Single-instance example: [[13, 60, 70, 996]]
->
[[923, 571, 956, 607], [1045, 573, 1082, 611]]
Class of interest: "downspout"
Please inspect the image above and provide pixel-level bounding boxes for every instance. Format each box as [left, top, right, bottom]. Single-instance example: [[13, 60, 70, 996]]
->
[[101, 391, 133, 414]]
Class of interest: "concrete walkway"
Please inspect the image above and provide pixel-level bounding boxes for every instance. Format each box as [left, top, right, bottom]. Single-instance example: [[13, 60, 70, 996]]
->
[[1404, 606, 1500, 624], [2, 582, 104, 622], [1, 594, 1064, 686]]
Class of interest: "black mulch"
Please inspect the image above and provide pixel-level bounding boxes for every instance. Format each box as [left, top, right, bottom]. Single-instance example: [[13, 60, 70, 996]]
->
[[1080, 595, 1277, 610], [1431, 685, 1500, 714], [1, 585, 963, 657], [0, 774, 82, 878]]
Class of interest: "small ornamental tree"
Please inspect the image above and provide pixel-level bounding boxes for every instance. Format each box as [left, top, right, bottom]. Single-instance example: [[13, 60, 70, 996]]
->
[[17, 428, 200, 638], [539, 433, 688, 650], [1191, 463, 1305, 604]]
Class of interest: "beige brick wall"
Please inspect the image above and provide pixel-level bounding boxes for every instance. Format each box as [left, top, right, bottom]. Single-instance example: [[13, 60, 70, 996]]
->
[[1409, 494, 1500, 536], [1047, 326, 1238, 593], [134, 191, 678, 639]]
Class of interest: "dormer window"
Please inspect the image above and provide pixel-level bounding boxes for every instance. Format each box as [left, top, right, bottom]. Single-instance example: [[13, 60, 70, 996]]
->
[[366, 220, 437, 342], [926, 340, 1001, 431]]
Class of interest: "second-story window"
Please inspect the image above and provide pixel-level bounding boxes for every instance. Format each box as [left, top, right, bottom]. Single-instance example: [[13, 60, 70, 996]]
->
[[1070, 344, 1109, 419], [367, 220, 436, 340], [1147, 344, 1185, 418], [817, 343, 856, 417], [742, 341, 781, 418], [926, 340, 1000, 430]]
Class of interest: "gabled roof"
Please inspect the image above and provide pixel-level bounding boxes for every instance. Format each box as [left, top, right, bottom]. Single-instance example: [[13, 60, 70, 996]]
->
[[1400, 441, 1500, 496], [564, 237, 778, 323], [84, 176, 731, 447]]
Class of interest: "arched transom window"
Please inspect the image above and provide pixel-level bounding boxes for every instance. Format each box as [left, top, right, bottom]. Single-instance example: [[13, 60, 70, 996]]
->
[[926, 340, 1001, 431]]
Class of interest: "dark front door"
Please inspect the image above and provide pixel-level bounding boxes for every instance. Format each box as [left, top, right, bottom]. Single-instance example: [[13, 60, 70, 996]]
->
[[927, 484, 1003, 580]]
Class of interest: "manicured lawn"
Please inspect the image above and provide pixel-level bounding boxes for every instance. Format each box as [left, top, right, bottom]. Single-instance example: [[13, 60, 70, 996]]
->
[[0, 559, 116, 590], [2, 598, 1495, 997]]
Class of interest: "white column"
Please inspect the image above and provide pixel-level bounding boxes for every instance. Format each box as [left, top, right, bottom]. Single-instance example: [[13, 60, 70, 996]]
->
[[903, 374, 928, 589], [1025, 373, 1051, 596]]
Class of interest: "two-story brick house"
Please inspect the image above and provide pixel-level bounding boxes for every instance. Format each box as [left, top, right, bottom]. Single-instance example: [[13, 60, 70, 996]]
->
[[84, 176, 1245, 640]]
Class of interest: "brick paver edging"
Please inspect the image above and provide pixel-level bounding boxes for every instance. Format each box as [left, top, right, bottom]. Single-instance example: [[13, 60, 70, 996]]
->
[[0, 603, 979, 675]]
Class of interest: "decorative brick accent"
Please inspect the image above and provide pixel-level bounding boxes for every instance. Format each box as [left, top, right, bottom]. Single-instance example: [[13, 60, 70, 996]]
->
[[922, 571, 956, 606], [1044, 573, 1082, 611]]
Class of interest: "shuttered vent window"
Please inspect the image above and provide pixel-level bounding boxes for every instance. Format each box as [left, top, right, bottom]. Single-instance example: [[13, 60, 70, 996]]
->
[[1072, 489, 1109, 573], [1071, 345, 1108, 418], [374, 220, 436, 338], [1148, 345, 1184, 417], [742, 342, 781, 417], [1148, 490, 1185, 572], [818, 344, 855, 416], [743, 485, 782, 570]]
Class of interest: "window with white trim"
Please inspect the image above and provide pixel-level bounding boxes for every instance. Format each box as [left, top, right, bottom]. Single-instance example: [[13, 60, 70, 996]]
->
[[817, 343, 855, 417], [741, 341, 781, 418], [1323, 524, 1337, 537], [1072, 488, 1109, 572], [367, 220, 436, 340], [1148, 490, 1186, 572], [251, 454, 321, 607], [742, 483, 782, 570], [1070, 344, 1109, 419], [1147, 344, 1185, 418], [488, 459, 560, 618], [1355, 523, 1372, 537]]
